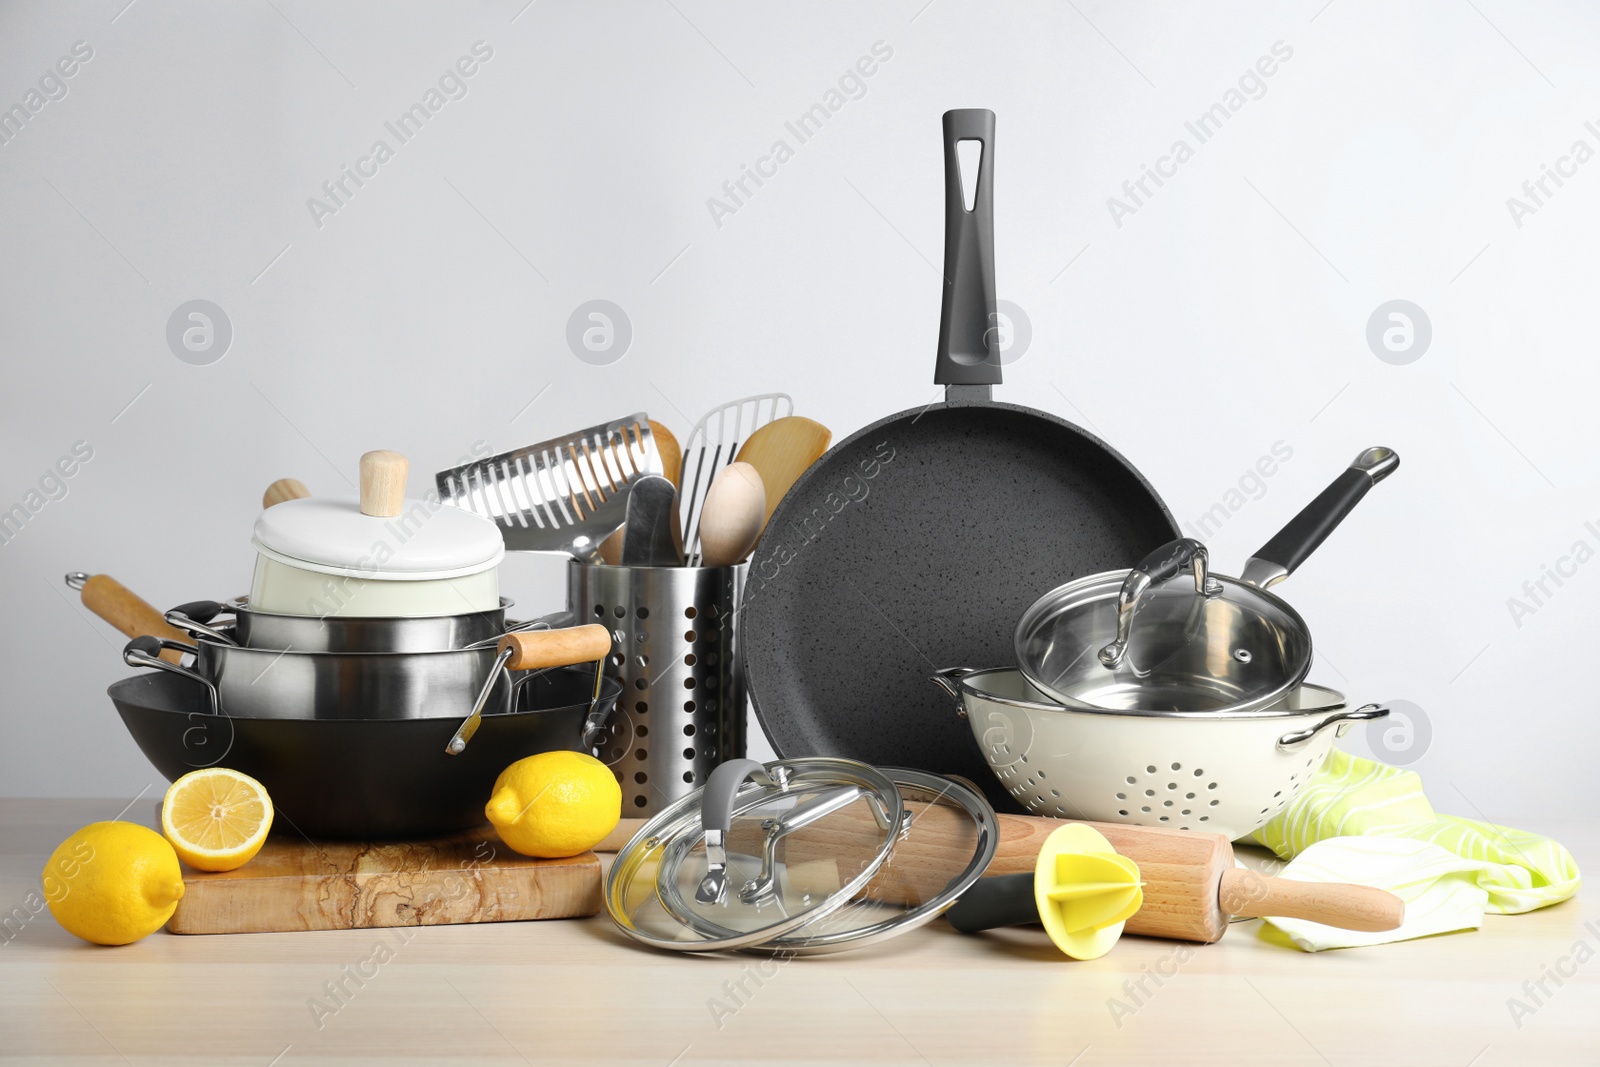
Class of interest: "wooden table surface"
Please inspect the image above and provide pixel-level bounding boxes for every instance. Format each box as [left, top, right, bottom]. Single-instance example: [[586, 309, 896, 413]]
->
[[2, 798, 1593, 1066]]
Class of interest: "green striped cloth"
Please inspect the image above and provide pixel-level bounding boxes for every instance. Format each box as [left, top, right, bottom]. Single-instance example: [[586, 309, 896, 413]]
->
[[1246, 750, 1581, 951]]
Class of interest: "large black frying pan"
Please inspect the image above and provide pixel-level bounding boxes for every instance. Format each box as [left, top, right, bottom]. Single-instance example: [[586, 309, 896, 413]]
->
[[740, 110, 1179, 811], [109, 667, 620, 840]]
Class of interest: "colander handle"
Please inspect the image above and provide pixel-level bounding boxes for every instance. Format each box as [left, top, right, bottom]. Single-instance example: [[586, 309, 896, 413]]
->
[[930, 667, 981, 715], [1276, 703, 1388, 750]]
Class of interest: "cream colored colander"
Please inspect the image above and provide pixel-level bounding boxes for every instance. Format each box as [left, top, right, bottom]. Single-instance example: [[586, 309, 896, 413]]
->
[[933, 668, 1388, 841]]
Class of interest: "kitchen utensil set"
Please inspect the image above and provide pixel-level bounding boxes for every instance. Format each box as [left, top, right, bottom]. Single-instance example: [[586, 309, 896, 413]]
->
[[79, 107, 1413, 958]]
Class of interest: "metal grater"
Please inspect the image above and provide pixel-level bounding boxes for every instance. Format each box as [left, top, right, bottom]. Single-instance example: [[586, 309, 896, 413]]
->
[[435, 412, 662, 561]]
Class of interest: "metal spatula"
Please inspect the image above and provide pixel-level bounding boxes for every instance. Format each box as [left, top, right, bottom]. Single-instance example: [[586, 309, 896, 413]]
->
[[435, 412, 662, 561], [679, 393, 791, 564]]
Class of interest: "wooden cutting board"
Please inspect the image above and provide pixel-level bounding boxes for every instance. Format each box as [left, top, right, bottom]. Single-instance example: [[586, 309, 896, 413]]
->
[[166, 828, 602, 935]]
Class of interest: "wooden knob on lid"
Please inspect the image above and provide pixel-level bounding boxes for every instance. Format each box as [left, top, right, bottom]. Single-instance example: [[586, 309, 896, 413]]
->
[[263, 478, 310, 509], [360, 451, 408, 518]]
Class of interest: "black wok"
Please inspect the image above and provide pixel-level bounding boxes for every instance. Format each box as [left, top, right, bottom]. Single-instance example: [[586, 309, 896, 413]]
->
[[109, 667, 621, 840]]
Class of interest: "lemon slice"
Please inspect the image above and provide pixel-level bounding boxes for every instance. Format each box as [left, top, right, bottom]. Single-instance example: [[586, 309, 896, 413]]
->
[[161, 769, 274, 872]]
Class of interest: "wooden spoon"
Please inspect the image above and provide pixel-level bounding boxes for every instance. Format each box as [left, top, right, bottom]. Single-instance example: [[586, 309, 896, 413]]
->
[[697, 463, 765, 566], [734, 416, 831, 528], [600, 420, 681, 565]]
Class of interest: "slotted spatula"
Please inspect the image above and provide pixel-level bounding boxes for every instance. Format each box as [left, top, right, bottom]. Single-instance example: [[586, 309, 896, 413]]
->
[[680, 393, 791, 564], [435, 412, 662, 562]]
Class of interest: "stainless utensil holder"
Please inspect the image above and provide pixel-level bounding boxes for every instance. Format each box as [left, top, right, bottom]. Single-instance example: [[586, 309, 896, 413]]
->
[[567, 561, 746, 816]]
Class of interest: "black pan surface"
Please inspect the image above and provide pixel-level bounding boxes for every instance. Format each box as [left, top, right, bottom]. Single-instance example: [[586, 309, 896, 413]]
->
[[741, 401, 1176, 811]]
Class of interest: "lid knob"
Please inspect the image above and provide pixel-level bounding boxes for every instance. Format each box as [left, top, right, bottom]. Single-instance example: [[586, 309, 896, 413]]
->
[[360, 451, 408, 518]]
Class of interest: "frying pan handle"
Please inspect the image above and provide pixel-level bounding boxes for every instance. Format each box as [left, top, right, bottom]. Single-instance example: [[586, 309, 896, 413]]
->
[[1241, 446, 1399, 589], [934, 108, 1001, 393], [1098, 538, 1218, 669]]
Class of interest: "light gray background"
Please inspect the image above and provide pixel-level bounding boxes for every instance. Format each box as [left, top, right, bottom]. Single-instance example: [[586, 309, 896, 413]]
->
[[2, 1, 1594, 825]]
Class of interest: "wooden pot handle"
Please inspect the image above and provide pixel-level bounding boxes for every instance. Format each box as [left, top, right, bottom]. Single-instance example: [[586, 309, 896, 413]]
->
[[263, 478, 310, 509], [359, 451, 408, 517], [1218, 867, 1404, 932], [497, 625, 612, 670], [72, 573, 186, 664]]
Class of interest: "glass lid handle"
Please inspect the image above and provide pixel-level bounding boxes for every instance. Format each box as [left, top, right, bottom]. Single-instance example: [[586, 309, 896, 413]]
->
[[737, 785, 893, 904], [695, 759, 773, 905], [1099, 537, 1220, 669]]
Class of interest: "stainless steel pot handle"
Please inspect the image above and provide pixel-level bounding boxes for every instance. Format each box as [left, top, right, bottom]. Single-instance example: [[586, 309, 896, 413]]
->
[[1276, 703, 1388, 750], [123, 635, 219, 715], [1099, 538, 1221, 669], [164, 602, 239, 647], [930, 666, 981, 716]]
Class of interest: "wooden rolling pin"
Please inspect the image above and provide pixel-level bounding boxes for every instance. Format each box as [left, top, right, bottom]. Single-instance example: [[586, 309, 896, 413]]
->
[[596, 807, 1403, 944], [66, 572, 187, 664]]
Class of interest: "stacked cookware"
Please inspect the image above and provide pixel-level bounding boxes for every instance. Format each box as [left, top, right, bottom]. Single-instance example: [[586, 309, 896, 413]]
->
[[939, 446, 1400, 840], [111, 450, 620, 839]]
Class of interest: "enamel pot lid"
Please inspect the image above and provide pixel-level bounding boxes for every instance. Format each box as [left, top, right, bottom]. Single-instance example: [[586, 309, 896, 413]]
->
[[605, 758, 997, 955], [252, 451, 505, 580]]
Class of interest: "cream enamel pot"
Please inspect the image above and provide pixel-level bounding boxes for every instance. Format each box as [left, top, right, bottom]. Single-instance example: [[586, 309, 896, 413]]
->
[[249, 451, 505, 618]]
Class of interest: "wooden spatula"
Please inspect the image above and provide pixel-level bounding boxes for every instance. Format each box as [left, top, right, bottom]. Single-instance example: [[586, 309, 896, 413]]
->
[[600, 420, 681, 565], [734, 416, 831, 528]]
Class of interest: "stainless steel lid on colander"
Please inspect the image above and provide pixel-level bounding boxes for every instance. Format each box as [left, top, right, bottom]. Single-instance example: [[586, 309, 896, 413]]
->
[[1015, 447, 1398, 715], [604, 757, 997, 954]]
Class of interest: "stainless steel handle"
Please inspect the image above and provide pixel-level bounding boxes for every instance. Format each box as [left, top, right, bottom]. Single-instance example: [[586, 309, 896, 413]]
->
[[930, 666, 980, 715], [164, 608, 238, 647], [1276, 703, 1388, 750], [123, 636, 218, 715], [737, 785, 893, 904], [1099, 538, 1219, 669]]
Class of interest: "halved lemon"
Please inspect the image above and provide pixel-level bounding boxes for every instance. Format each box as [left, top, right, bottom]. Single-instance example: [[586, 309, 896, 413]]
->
[[160, 769, 274, 872]]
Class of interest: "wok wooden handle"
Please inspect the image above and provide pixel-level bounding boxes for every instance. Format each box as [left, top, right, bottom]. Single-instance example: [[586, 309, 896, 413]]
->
[[359, 451, 408, 517], [1218, 867, 1404, 932], [498, 625, 612, 670], [75, 574, 187, 664], [263, 478, 310, 509]]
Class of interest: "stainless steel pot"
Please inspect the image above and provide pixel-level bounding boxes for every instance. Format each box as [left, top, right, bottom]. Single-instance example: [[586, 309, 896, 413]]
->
[[163, 598, 518, 652], [125, 635, 516, 721], [1016, 447, 1398, 715], [164, 597, 577, 655]]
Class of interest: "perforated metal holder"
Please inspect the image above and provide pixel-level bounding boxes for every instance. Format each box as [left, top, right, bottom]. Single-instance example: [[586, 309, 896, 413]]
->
[[568, 560, 746, 816]]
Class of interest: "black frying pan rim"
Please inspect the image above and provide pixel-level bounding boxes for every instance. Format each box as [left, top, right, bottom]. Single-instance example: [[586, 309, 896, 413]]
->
[[741, 394, 1180, 761]]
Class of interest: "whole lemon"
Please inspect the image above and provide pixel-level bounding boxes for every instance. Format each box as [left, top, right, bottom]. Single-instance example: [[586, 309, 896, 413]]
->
[[43, 822, 185, 946], [486, 751, 621, 859]]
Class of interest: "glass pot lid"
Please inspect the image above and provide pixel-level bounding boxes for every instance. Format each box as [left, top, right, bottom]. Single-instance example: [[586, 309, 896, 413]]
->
[[1015, 539, 1311, 714], [605, 759, 998, 955], [606, 758, 903, 953]]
